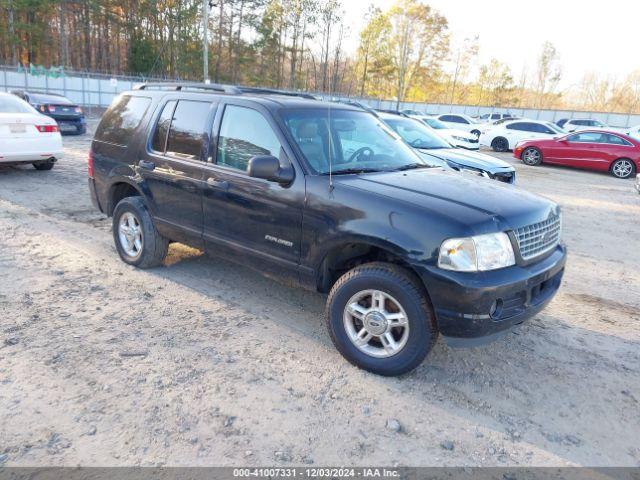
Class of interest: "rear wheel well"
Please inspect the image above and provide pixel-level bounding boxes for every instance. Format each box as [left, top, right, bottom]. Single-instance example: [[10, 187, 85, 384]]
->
[[108, 183, 140, 216], [317, 243, 424, 294]]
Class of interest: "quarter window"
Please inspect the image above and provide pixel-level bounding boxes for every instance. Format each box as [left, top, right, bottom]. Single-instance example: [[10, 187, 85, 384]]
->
[[605, 134, 632, 146], [217, 105, 282, 172], [95, 95, 151, 146]]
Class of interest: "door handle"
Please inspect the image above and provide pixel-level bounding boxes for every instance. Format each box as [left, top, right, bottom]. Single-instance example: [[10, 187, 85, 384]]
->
[[138, 160, 156, 171], [206, 177, 229, 190]]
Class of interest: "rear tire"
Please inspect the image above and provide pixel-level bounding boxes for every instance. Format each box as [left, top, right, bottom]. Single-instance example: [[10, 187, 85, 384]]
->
[[610, 158, 635, 179], [112, 197, 168, 268], [326, 262, 438, 376], [491, 137, 509, 152], [33, 159, 55, 170], [521, 147, 542, 166]]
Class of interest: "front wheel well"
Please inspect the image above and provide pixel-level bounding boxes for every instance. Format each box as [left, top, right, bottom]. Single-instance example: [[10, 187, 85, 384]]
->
[[108, 182, 140, 216], [317, 243, 424, 294]]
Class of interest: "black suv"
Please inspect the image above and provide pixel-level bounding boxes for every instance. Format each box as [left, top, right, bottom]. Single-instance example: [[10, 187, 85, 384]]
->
[[89, 83, 566, 376]]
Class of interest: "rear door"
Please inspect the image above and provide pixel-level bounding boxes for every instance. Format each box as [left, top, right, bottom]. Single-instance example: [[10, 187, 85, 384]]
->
[[138, 98, 216, 246], [202, 101, 305, 281]]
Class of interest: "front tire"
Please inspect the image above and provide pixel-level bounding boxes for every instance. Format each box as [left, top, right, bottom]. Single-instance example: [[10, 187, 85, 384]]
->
[[610, 159, 635, 179], [326, 262, 438, 376], [112, 197, 168, 268], [491, 137, 509, 152], [522, 147, 542, 166]]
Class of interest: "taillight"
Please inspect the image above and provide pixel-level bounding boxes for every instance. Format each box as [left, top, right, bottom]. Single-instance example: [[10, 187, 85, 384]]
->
[[47, 105, 56, 113], [88, 150, 94, 178], [37, 125, 60, 133]]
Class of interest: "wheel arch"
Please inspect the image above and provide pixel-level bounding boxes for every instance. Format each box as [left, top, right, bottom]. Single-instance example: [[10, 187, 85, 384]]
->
[[315, 238, 428, 297], [106, 180, 144, 216]]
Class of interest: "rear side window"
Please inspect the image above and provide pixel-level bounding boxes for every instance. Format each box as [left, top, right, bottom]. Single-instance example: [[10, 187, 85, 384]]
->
[[441, 115, 466, 124], [151, 100, 212, 160], [95, 95, 151, 146], [605, 134, 632, 146], [506, 122, 526, 131]]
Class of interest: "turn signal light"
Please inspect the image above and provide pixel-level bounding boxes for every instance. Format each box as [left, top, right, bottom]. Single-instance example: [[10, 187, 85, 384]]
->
[[37, 125, 60, 133]]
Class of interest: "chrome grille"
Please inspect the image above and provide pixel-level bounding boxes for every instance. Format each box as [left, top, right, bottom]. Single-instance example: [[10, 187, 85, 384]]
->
[[515, 213, 561, 260]]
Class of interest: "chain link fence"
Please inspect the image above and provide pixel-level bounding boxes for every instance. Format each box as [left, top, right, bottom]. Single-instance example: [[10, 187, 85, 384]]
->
[[2, 65, 639, 128]]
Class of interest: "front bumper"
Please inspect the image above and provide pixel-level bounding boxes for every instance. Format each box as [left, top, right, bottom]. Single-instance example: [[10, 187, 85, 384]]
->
[[416, 244, 567, 341]]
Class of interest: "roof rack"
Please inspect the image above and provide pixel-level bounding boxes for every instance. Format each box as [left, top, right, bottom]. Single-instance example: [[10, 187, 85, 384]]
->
[[133, 82, 318, 100], [237, 86, 317, 100], [331, 99, 378, 116], [134, 82, 241, 94]]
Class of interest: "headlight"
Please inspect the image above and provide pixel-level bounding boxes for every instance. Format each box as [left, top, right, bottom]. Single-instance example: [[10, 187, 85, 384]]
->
[[438, 232, 515, 272], [452, 135, 469, 142]]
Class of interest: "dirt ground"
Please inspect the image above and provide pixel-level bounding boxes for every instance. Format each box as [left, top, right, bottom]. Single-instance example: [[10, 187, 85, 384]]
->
[[1, 121, 639, 467]]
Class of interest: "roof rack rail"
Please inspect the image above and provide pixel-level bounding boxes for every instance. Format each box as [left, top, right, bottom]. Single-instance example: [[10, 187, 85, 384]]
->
[[237, 86, 318, 100], [134, 82, 241, 94], [133, 82, 319, 100], [331, 99, 378, 116]]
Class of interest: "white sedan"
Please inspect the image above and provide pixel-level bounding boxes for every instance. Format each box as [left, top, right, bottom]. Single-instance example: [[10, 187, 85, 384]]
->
[[480, 119, 565, 152], [435, 113, 483, 138], [411, 116, 480, 150], [0, 92, 63, 170]]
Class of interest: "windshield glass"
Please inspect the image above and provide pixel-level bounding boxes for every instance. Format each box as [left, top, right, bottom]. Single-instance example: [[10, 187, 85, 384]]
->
[[546, 122, 566, 134], [282, 108, 428, 174], [384, 117, 451, 149], [0, 94, 37, 114], [422, 117, 447, 130], [29, 93, 73, 105]]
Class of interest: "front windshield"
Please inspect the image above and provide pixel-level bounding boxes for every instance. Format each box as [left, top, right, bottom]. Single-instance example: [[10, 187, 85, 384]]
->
[[384, 117, 451, 149], [0, 94, 37, 114], [282, 108, 429, 174], [546, 122, 566, 134], [422, 117, 447, 130]]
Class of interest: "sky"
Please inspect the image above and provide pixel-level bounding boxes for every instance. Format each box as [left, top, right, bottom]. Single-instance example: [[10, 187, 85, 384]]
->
[[341, 0, 640, 88]]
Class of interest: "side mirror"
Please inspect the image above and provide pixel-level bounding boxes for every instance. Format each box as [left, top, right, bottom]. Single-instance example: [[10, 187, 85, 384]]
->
[[248, 155, 294, 185]]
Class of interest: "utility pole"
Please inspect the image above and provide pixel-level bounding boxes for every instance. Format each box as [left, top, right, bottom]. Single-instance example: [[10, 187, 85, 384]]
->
[[203, 0, 210, 83]]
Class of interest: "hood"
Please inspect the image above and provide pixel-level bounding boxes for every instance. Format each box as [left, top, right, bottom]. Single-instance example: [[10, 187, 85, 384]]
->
[[420, 148, 513, 172], [336, 168, 558, 235]]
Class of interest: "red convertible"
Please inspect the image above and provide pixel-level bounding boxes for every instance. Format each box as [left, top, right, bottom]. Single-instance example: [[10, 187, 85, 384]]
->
[[514, 130, 639, 179]]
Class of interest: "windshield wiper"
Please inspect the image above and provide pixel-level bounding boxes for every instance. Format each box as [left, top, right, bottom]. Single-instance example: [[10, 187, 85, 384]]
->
[[394, 163, 433, 171], [321, 167, 384, 175]]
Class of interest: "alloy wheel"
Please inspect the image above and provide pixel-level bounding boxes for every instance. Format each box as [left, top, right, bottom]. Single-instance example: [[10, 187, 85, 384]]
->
[[612, 160, 633, 178], [523, 148, 541, 165], [118, 212, 143, 259], [343, 289, 410, 358]]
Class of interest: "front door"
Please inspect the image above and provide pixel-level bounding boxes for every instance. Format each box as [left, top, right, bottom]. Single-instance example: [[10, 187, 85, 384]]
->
[[138, 98, 216, 246], [202, 102, 305, 281]]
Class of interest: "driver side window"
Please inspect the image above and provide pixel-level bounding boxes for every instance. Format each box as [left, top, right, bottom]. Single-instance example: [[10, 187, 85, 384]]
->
[[217, 105, 282, 172]]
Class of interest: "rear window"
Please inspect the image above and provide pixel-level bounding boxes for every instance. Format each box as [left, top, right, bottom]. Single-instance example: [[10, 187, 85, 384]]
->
[[0, 94, 35, 113], [95, 95, 151, 146]]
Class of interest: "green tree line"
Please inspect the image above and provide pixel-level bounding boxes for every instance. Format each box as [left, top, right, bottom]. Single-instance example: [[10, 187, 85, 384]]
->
[[1, 0, 639, 113]]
